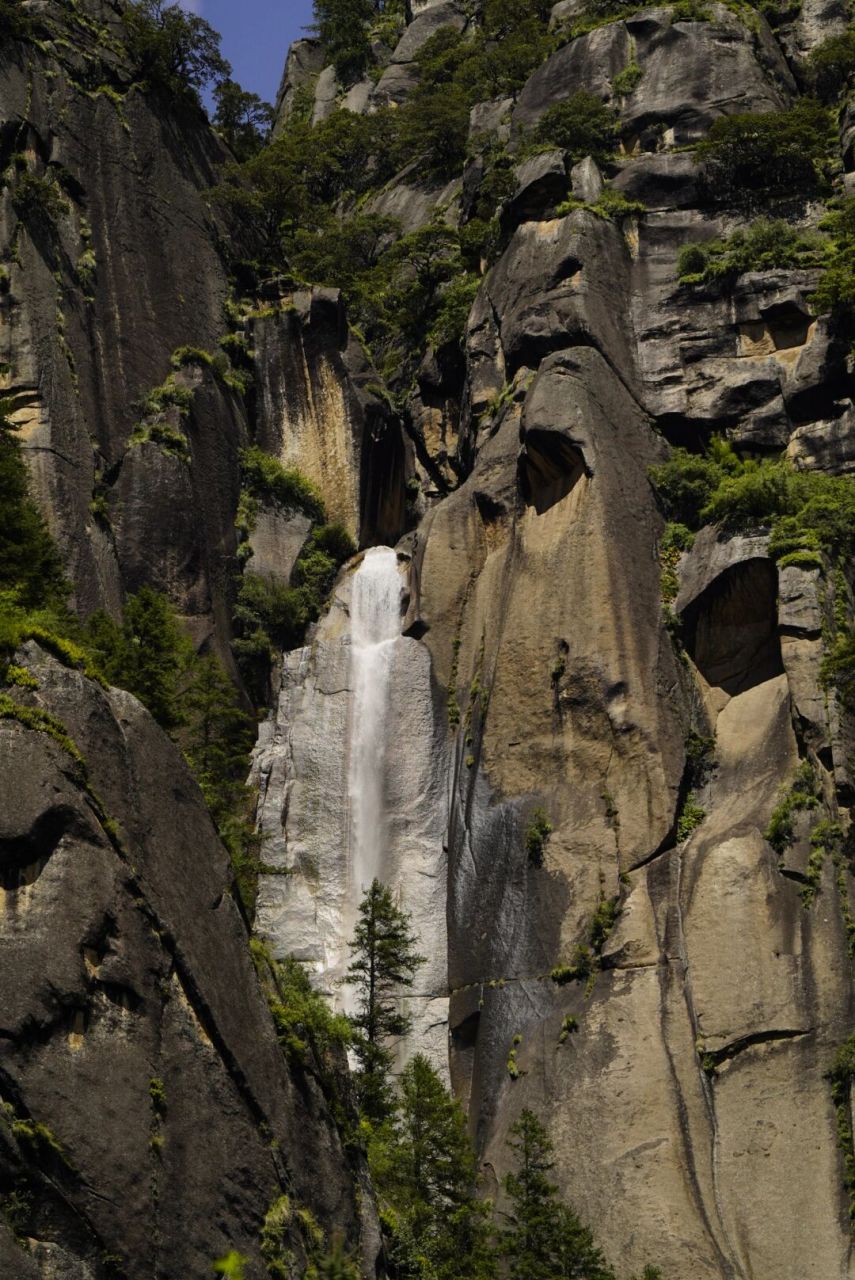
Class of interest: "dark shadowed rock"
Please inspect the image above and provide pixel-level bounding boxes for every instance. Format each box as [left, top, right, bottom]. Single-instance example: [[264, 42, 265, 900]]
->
[[0, 646, 377, 1277]]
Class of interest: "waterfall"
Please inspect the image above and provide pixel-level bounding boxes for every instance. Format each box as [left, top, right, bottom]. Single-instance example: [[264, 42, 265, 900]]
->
[[347, 547, 402, 896]]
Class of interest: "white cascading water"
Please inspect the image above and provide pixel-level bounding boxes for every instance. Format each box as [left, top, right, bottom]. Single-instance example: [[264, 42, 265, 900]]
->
[[347, 547, 402, 897]]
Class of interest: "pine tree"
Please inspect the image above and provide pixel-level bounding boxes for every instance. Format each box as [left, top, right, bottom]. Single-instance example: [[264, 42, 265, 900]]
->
[[370, 1053, 495, 1279], [502, 1109, 560, 1279], [306, 1234, 360, 1279], [345, 879, 424, 1118], [312, 0, 375, 82], [182, 653, 254, 820], [0, 398, 67, 612], [501, 1110, 618, 1280]]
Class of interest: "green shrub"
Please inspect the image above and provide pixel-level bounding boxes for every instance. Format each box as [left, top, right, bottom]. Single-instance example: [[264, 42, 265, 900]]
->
[[239, 446, 325, 520], [677, 219, 826, 286], [0, 403, 69, 611], [149, 1078, 167, 1113], [11, 172, 70, 230], [533, 91, 617, 165], [612, 60, 642, 96], [0, 693, 85, 770], [590, 896, 620, 952], [812, 197, 855, 321], [827, 1033, 855, 1226], [802, 819, 843, 906], [170, 345, 214, 369], [807, 26, 855, 103], [764, 760, 819, 854], [232, 523, 355, 699], [525, 807, 553, 866], [551, 944, 593, 984], [659, 522, 694, 604], [134, 375, 194, 420], [676, 792, 705, 841], [696, 99, 838, 207], [558, 1014, 579, 1045]]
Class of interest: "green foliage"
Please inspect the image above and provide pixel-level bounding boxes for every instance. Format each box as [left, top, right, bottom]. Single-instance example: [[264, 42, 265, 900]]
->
[[10, 1116, 67, 1162], [149, 1077, 167, 1114], [312, 0, 374, 81], [696, 99, 838, 208], [84, 590, 260, 912], [525, 807, 553, 866], [305, 1236, 361, 1280], [807, 26, 855, 104], [802, 818, 843, 906], [240, 446, 326, 520], [677, 219, 826, 286], [170, 345, 214, 370], [232, 523, 355, 699], [134, 374, 194, 419], [213, 78, 273, 160], [533, 91, 617, 165], [827, 1033, 855, 1227], [659, 521, 694, 605], [212, 1253, 248, 1280], [558, 1014, 579, 1045], [0, 401, 68, 611], [0, 692, 86, 770], [345, 879, 425, 1119], [590, 895, 620, 952], [11, 172, 70, 230], [555, 187, 646, 221], [764, 760, 819, 855], [613, 59, 643, 96], [252, 940, 352, 1068], [551, 944, 593, 985], [503, 1110, 616, 1280], [85, 587, 193, 730], [676, 792, 706, 841], [823, 628, 855, 711], [123, 0, 230, 101], [368, 1054, 496, 1280], [650, 439, 855, 571], [507, 1033, 524, 1080], [812, 197, 855, 322]]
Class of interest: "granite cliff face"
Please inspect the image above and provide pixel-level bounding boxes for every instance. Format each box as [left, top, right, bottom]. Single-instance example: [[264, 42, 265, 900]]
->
[[5, 0, 855, 1276]]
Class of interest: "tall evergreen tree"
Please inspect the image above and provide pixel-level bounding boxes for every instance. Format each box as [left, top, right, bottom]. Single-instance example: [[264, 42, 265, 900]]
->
[[370, 1053, 495, 1279], [502, 1110, 617, 1280], [182, 653, 254, 820], [345, 879, 424, 1118], [0, 398, 67, 613], [312, 0, 375, 81]]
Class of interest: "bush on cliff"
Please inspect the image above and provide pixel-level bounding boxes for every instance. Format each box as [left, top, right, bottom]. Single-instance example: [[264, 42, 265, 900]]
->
[[677, 219, 826, 285], [807, 26, 855, 103], [0, 400, 68, 614], [649, 439, 855, 566], [812, 197, 855, 322], [532, 91, 617, 165], [696, 99, 838, 207]]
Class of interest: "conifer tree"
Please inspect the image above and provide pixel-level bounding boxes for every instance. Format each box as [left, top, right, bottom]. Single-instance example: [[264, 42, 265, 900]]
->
[[370, 1053, 495, 1279], [502, 1109, 617, 1280], [182, 653, 254, 820], [345, 879, 424, 1118]]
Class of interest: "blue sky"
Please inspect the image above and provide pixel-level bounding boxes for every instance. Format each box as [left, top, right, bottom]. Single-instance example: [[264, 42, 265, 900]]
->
[[181, 0, 316, 104]]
